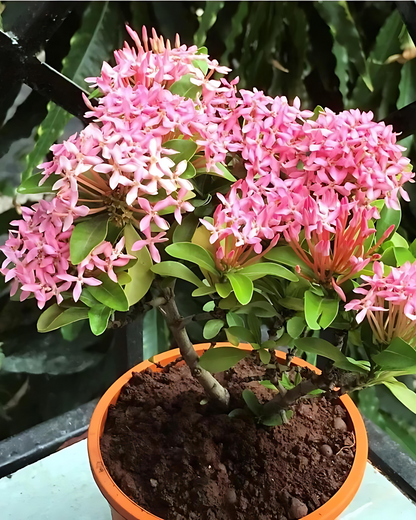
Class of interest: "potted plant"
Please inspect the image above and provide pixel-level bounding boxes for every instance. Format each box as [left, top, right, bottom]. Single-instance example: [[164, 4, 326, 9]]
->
[[2, 26, 416, 520]]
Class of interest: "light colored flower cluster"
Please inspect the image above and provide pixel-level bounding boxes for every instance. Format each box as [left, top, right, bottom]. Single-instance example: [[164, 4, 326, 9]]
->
[[0, 199, 132, 307], [203, 103, 412, 295], [345, 262, 416, 346]]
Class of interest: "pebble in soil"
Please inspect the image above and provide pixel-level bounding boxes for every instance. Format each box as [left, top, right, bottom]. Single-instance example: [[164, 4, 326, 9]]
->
[[101, 358, 356, 520]]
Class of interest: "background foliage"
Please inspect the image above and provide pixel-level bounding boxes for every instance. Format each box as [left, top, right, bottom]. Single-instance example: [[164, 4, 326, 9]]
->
[[1, 0, 416, 457]]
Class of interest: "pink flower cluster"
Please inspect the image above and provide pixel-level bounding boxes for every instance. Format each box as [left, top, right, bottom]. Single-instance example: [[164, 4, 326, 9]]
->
[[203, 102, 412, 296], [345, 262, 416, 346], [0, 199, 132, 308]]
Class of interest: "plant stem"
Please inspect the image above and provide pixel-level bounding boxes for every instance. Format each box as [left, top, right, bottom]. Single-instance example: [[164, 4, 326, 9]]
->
[[158, 283, 230, 409]]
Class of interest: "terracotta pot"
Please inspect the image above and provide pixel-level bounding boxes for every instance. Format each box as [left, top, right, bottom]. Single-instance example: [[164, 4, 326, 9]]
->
[[88, 343, 368, 520]]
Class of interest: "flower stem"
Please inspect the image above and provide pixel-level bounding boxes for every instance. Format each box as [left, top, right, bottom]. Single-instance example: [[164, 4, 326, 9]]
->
[[158, 282, 230, 409]]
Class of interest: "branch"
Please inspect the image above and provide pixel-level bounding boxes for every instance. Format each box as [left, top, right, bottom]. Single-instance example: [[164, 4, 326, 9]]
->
[[158, 283, 230, 409]]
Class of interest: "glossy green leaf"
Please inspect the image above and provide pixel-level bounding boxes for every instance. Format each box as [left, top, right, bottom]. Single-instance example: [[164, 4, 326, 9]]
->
[[373, 338, 416, 370], [22, 2, 119, 180], [259, 349, 271, 365], [151, 261, 203, 287], [166, 242, 219, 275], [163, 139, 198, 164], [38, 304, 89, 333], [319, 299, 339, 329], [287, 316, 306, 339], [79, 288, 101, 308], [192, 46, 209, 74], [375, 205, 401, 244], [226, 312, 245, 328], [192, 285, 216, 297], [194, 1, 225, 47], [259, 380, 278, 391], [17, 173, 56, 194], [203, 301, 215, 312], [234, 300, 277, 318], [226, 326, 256, 344], [169, 73, 201, 99], [226, 272, 253, 305], [215, 280, 233, 298], [242, 389, 263, 416], [239, 262, 298, 282], [395, 247, 415, 267], [384, 380, 416, 414], [199, 346, 248, 373], [264, 246, 314, 279], [143, 306, 170, 359], [304, 290, 323, 330], [274, 333, 295, 349], [123, 224, 154, 306], [295, 337, 368, 373], [279, 297, 304, 312], [88, 274, 129, 312], [221, 2, 249, 65], [172, 213, 199, 243], [203, 319, 225, 340], [70, 216, 108, 265], [316, 1, 372, 92], [351, 11, 402, 109], [88, 305, 112, 336], [247, 313, 262, 344], [60, 321, 84, 342]]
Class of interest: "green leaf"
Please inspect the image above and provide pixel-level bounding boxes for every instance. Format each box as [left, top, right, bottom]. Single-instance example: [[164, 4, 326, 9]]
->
[[226, 272, 253, 305], [123, 224, 154, 306], [192, 285, 216, 297], [22, 1, 119, 180], [116, 272, 131, 286], [226, 326, 256, 344], [226, 312, 245, 328], [173, 213, 199, 243], [70, 216, 108, 265], [163, 139, 198, 164], [259, 380, 278, 391], [221, 2, 249, 65], [203, 319, 225, 340], [294, 337, 368, 373], [375, 205, 401, 244], [247, 313, 262, 344], [166, 242, 219, 275], [239, 262, 298, 282], [199, 346, 248, 372], [234, 300, 277, 318], [316, 1, 372, 92], [397, 56, 416, 153], [242, 389, 263, 416], [192, 46, 209, 74], [88, 274, 129, 312], [281, 372, 295, 390], [319, 299, 339, 329], [395, 247, 415, 267], [259, 349, 271, 365], [203, 301, 215, 312], [410, 238, 416, 258], [304, 290, 323, 330], [151, 261, 203, 287], [194, 1, 225, 47], [61, 321, 84, 341], [373, 338, 416, 370], [143, 306, 170, 359], [274, 333, 295, 349], [79, 288, 101, 308], [38, 305, 89, 333], [279, 297, 304, 312], [264, 246, 314, 279], [215, 280, 233, 298], [88, 305, 112, 336], [384, 380, 416, 414], [169, 73, 201, 99], [351, 10, 402, 109], [287, 316, 306, 339], [17, 173, 56, 194]]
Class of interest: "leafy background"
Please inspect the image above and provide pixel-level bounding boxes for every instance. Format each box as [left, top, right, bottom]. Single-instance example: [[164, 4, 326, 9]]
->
[[1, 0, 416, 458]]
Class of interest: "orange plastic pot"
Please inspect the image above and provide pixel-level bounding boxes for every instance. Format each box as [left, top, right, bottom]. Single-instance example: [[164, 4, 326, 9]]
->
[[88, 343, 368, 520]]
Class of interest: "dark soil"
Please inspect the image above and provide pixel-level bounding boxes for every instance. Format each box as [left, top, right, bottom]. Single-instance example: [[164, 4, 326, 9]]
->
[[101, 356, 356, 520]]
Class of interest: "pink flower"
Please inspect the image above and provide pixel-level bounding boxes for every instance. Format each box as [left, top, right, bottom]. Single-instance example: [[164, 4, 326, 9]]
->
[[57, 267, 102, 302], [131, 228, 168, 263]]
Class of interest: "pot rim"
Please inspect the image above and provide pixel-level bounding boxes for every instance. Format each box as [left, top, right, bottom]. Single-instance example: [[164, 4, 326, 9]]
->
[[88, 343, 368, 520]]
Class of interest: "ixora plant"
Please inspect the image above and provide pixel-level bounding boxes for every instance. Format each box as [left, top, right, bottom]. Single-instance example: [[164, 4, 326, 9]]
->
[[3, 25, 416, 518]]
